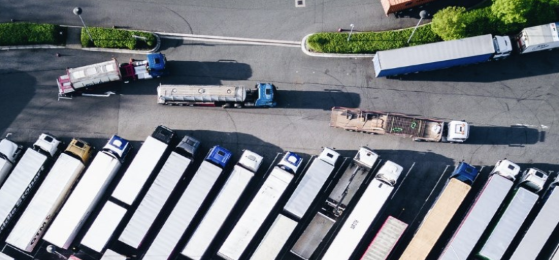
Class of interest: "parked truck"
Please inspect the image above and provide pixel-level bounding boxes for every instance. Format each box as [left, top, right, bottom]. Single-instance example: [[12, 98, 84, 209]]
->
[[516, 22, 559, 54], [143, 145, 232, 260], [360, 216, 408, 260], [372, 34, 512, 77], [0, 133, 60, 234], [57, 53, 167, 97], [111, 125, 174, 206], [118, 135, 200, 249], [156, 83, 277, 108], [291, 147, 379, 259], [43, 135, 131, 249], [5, 139, 92, 253], [218, 152, 303, 260], [400, 162, 479, 260], [330, 107, 470, 142], [438, 159, 520, 260], [0, 138, 22, 188], [182, 150, 264, 260], [80, 201, 127, 253], [477, 168, 548, 260]]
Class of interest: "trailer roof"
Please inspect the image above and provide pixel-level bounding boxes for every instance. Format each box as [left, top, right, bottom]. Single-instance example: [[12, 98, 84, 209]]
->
[[68, 60, 120, 82], [524, 22, 559, 46], [81, 201, 127, 253]]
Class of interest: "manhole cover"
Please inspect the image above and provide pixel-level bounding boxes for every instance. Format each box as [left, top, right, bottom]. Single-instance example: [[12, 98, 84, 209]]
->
[[296, 0, 305, 7]]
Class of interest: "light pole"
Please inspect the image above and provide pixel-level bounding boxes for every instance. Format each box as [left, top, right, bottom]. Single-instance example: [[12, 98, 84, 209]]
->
[[46, 245, 68, 260], [347, 24, 355, 42], [407, 10, 428, 44], [73, 7, 94, 43]]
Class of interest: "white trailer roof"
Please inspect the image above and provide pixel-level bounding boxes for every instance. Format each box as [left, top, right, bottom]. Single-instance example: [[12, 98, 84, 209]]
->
[[0, 252, 13, 260], [250, 214, 298, 260], [182, 165, 254, 260], [43, 152, 121, 249], [284, 158, 335, 219], [0, 148, 47, 229], [479, 188, 538, 260], [361, 216, 407, 260], [119, 152, 191, 248], [0, 159, 12, 187], [69, 60, 120, 88], [439, 175, 513, 260], [322, 179, 393, 260], [100, 249, 127, 260], [524, 22, 559, 46], [6, 154, 85, 252], [81, 201, 127, 253], [112, 136, 168, 206], [511, 186, 559, 260], [218, 167, 294, 260], [143, 161, 223, 260]]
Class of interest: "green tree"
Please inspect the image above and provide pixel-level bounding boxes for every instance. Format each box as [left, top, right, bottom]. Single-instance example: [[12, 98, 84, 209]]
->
[[431, 7, 468, 40], [491, 0, 535, 24]]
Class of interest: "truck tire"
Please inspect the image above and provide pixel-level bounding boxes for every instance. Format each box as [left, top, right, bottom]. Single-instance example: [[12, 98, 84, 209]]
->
[[222, 103, 231, 109]]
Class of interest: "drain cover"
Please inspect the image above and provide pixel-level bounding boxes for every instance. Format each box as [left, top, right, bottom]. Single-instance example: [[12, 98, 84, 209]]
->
[[296, 0, 305, 7]]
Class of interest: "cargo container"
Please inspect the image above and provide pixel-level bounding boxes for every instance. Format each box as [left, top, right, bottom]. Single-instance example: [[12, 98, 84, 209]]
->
[[360, 216, 408, 260]]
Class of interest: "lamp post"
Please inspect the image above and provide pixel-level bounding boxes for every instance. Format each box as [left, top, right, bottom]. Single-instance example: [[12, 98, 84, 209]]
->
[[73, 7, 94, 43], [407, 10, 428, 44], [46, 245, 68, 260], [347, 24, 355, 42]]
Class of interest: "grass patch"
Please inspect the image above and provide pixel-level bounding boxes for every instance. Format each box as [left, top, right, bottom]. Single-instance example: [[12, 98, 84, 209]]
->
[[0, 22, 64, 46], [81, 27, 156, 50]]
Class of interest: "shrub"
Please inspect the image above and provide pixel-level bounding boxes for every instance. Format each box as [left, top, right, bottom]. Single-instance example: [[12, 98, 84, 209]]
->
[[81, 27, 156, 50], [0, 22, 63, 46]]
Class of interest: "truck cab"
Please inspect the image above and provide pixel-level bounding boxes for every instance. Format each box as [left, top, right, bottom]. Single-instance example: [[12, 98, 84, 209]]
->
[[492, 35, 513, 59], [376, 161, 403, 186], [120, 53, 167, 81], [520, 168, 548, 193], [65, 139, 93, 164], [238, 150, 263, 173], [176, 136, 200, 159], [277, 152, 303, 174], [0, 139, 22, 163], [354, 147, 379, 169], [205, 146, 232, 169], [443, 121, 470, 143], [254, 83, 277, 107], [491, 159, 520, 181], [103, 135, 131, 162], [451, 162, 479, 185], [33, 134, 61, 157], [318, 148, 340, 167]]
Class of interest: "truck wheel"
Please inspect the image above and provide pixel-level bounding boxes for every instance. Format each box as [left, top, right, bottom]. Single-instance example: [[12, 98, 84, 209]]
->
[[222, 103, 231, 109]]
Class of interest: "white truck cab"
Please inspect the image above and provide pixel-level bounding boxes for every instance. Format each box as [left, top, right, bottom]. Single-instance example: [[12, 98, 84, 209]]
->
[[278, 152, 303, 174], [491, 159, 520, 181], [520, 168, 548, 193], [318, 147, 340, 166], [33, 134, 61, 157], [445, 121, 470, 143], [355, 147, 379, 168], [376, 161, 403, 186], [238, 150, 264, 173], [492, 35, 513, 59], [0, 139, 21, 163]]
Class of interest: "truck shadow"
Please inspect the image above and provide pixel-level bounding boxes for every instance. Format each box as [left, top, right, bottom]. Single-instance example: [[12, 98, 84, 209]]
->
[[0, 70, 36, 135], [465, 125, 541, 146], [277, 90, 361, 110]]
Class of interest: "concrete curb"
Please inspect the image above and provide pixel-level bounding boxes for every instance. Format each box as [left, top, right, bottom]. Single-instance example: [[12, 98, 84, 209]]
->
[[301, 34, 375, 58], [0, 44, 65, 51]]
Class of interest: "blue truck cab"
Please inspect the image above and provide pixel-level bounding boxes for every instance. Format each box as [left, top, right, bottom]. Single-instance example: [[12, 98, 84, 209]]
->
[[205, 145, 232, 169], [277, 152, 303, 174], [103, 135, 131, 162], [451, 162, 479, 185], [147, 53, 167, 77], [254, 83, 277, 107]]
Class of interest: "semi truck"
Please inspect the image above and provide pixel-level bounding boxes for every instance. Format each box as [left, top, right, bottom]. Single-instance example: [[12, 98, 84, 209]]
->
[[156, 83, 277, 108], [438, 159, 520, 260], [0, 133, 60, 234], [330, 107, 470, 142], [400, 162, 479, 260], [5, 139, 92, 253], [143, 145, 232, 260], [477, 168, 548, 260], [80, 201, 127, 253], [516, 22, 559, 54], [118, 135, 200, 249], [291, 147, 379, 259], [372, 34, 512, 77], [0, 138, 22, 188], [321, 160, 403, 260], [43, 135, 131, 249], [360, 216, 408, 260], [111, 125, 174, 206], [218, 152, 303, 260], [57, 53, 167, 97]]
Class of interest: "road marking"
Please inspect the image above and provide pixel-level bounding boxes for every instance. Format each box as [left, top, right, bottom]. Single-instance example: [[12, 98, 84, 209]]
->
[[157, 32, 301, 48]]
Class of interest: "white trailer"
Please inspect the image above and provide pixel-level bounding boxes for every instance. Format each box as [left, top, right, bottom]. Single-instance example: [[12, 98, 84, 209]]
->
[[360, 216, 408, 260], [439, 159, 520, 260], [118, 136, 199, 249], [80, 201, 127, 253], [57, 59, 121, 96], [250, 214, 298, 260], [291, 147, 379, 259], [100, 249, 127, 260], [6, 139, 92, 252], [43, 135, 131, 249], [0, 133, 60, 234], [516, 22, 559, 54], [0, 138, 22, 188], [143, 146, 232, 260], [111, 125, 174, 206], [321, 161, 403, 260], [218, 152, 303, 260], [181, 150, 263, 260]]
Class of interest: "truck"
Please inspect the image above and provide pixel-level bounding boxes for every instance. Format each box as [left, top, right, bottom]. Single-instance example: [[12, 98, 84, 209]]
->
[[320, 160, 403, 260], [438, 159, 520, 260], [250, 214, 299, 260], [0, 133, 60, 234], [43, 135, 131, 249], [379, 0, 437, 16], [372, 34, 512, 78], [111, 125, 175, 206], [516, 22, 559, 54], [0, 138, 22, 188], [218, 152, 303, 260], [360, 216, 408, 260], [477, 167, 549, 260], [57, 53, 167, 97], [143, 145, 232, 260], [330, 107, 470, 143], [118, 135, 200, 249], [399, 162, 479, 260], [291, 147, 379, 259], [5, 139, 92, 253], [80, 201, 127, 253], [181, 150, 263, 260], [156, 83, 277, 108]]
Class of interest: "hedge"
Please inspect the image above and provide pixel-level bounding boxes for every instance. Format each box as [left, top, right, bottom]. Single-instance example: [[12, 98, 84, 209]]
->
[[0, 22, 64, 46], [81, 27, 156, 50]]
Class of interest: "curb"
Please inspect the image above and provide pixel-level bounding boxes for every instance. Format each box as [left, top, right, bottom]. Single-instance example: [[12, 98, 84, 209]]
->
[[0, 44, 65, 51], [301, 34, 375, 58]]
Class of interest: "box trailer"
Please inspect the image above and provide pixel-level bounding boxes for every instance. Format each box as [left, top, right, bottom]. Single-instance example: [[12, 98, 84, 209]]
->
[[360, 216, 408, 260], [111, 125, 174, 205], [43, 135, 131, 249], [218, 152, 303, 260], [118, 135, 199, 249], [250, 214, 298, 260], [80, 201, 127, 253], [0, 138, 22, 188], [321, 161, 403, 260], [181, 150, 263, 260], [142, 146, 232, 260], [6, 139, 92, 252], [100, 249, 127, 260], [439, 159, 520, 260], [516, 22, 559, 54], [0, 133, 60, 234], [291, 147, 379, 259]]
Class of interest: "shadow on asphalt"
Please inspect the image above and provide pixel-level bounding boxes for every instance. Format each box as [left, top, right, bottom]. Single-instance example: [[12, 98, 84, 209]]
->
[[0, 70, 35, 134], [277, 89, 361, 110], [466, 125, 541, 146]]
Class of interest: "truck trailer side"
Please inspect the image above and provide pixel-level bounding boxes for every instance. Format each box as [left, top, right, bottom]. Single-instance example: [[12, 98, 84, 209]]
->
[[0, 138, 22, 188]]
